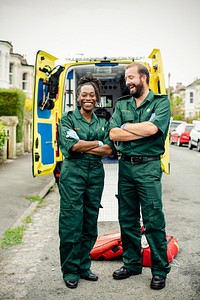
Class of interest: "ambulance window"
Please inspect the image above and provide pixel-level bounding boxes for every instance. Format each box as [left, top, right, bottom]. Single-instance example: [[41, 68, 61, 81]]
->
[[100, 95, 113, 108], [63, 63, 129, 113]]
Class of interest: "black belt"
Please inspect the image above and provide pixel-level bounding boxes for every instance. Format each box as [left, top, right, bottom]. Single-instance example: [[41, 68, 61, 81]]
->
[[122, 154, 160, 164]]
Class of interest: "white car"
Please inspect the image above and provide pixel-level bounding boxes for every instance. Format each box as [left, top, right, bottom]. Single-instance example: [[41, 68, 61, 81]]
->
[[169, 120, 186, 137], [188, 122, 200, 152]]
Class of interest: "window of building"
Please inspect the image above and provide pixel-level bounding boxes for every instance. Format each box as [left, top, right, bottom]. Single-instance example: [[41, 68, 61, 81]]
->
[[189, 112, 193, 118], [9, 63, 14, 84], [22, 72, 28, 91], [190, 92, 193, 103]]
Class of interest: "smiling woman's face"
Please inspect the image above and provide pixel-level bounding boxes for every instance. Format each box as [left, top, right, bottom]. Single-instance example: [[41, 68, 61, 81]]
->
[[78, 84, 97, 112]]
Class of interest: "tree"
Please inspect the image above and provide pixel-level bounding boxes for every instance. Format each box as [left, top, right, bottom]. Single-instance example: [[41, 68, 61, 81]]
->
[[170, 96, 184, 120]]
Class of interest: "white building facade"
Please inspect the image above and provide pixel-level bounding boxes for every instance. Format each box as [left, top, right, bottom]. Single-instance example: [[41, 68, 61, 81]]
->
[[172, 80, 200, 120], [184, 79, 200, 119], [0, 40, 34, 159], [0, 40, 34, 98]]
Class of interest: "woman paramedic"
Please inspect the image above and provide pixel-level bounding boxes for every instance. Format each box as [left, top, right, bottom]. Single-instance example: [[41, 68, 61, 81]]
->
[[58, 74, 113, 289]]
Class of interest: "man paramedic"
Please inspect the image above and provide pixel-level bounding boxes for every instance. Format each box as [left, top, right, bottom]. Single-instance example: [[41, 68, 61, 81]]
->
[[109, 62, 171, 290]]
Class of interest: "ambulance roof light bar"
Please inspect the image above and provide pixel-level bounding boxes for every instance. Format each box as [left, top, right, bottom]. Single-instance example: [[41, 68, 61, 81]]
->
[[65, 56, 145, 63]]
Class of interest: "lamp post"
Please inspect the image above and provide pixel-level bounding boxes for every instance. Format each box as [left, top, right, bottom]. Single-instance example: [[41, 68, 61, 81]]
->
[[168, 72, 171, 100]]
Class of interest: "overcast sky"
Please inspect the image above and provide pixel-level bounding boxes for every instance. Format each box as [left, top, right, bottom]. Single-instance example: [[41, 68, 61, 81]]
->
[[0, 0, 199, 87]]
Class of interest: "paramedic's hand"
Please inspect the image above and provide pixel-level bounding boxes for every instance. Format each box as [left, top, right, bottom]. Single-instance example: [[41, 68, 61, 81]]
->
[[66, 129, 80, 140], [121, 123, 128, 130], [98, 141, 104, 147], [149, 113, 156, 121]]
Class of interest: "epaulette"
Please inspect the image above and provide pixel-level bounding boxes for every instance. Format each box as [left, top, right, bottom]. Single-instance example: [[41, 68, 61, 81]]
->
[[61, 110, 73, 119], [154, 93, 168, 98], [117, 94, 132, 101], [64, 110, 73, 116]]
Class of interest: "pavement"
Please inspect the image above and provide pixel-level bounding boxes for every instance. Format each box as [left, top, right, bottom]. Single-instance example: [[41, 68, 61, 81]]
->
[[0, 150, 200, 299], [0, 152, 55, 238]]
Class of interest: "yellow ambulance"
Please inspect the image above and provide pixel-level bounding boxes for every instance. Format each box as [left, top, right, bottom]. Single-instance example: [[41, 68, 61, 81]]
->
[[32, 48, 170, 181]]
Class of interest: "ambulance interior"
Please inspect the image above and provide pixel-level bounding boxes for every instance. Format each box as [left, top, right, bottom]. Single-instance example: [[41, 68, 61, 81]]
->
[[62, 63, 131, 118]]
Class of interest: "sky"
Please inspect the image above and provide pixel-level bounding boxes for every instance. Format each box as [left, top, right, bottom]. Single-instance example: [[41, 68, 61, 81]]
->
[[0, 0, 200, 87]]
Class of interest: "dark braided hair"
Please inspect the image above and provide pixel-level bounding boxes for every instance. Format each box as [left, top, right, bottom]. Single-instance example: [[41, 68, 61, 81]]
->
[[77, 74, 102, 103]]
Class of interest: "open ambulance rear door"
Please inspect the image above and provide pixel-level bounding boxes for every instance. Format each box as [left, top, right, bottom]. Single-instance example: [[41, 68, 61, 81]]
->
[[32, 50, 65, 177], [149, 48, 170, 175]]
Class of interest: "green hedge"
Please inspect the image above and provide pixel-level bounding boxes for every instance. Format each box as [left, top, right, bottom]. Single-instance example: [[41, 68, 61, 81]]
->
[[0, 89, 26, 142]]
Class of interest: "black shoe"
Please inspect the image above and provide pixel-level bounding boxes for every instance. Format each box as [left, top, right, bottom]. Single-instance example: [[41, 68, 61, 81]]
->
[[80, 272, 98, 281], [65, 280, 78, 289], [113, 266, 141, 280], [150, 275, 166, 290]]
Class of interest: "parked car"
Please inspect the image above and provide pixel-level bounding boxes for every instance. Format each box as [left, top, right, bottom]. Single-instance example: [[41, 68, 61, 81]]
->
[[188, 122, 200, 152], [170, 123, 194, 146], [169, 120, 186, 137]]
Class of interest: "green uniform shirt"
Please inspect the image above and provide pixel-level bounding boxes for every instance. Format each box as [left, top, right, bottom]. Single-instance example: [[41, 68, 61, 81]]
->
[[59, 107, 113, 160], [109, 90, 170, 156]]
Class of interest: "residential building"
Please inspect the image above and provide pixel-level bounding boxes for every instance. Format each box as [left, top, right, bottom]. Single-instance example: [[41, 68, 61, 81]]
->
[[0, 40, 34, 98], [184, 79, 200, 119], [0, 40, 34, 159], [172, 82, 186, 99], [172, 80, 200, 119]]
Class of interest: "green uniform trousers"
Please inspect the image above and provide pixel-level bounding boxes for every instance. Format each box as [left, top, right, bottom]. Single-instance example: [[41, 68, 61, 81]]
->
[[58, 158, 104, 281], [118, 158, 171, 277]]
